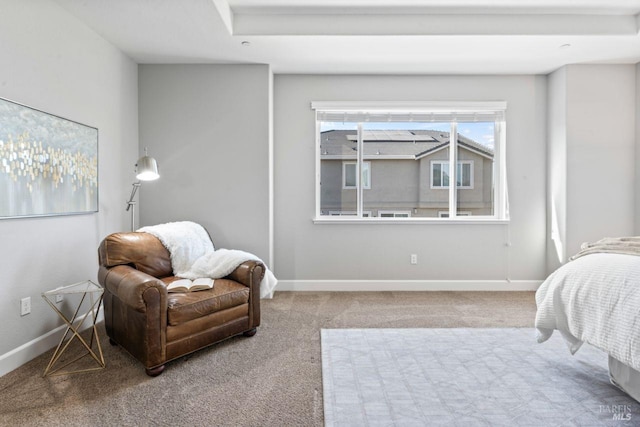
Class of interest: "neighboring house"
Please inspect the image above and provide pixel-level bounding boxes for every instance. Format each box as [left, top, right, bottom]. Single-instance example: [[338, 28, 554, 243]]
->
[[320, 129, 494, 218]]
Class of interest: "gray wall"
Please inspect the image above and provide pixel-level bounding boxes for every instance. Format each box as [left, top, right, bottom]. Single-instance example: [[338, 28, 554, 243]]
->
[[274, 75, 547, 282], [548, 65, 636, 269], [547, 67, 568, 271], [138, 65, 272, 262], [0, 1, 138, 355], [565, 65, 635, 257]]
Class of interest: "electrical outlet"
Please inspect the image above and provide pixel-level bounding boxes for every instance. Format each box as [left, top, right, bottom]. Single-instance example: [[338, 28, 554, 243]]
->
[[410, 254, 418, 265], [20, 297, 31, 316], [55, 294, 64, 304]]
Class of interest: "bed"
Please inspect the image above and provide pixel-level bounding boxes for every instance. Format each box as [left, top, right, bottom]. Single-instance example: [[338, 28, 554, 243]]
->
[[535, 237, 640, 402]]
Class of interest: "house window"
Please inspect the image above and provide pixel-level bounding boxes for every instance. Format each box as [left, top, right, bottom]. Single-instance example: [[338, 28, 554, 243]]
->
[[329, 210, 372, 217], [313, 101, 507, 221], [343, 162, 371, 189], [438, 211, 471, 218], [431, 161, 473, 189], [379, 211, 411, 218]]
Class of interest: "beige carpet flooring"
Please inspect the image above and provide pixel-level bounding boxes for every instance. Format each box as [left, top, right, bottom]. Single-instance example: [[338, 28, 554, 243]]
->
[[0, 291, 536, 426]]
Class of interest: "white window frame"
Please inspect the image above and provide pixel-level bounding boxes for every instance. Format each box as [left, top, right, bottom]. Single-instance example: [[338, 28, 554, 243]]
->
[[313, 101, 508, 223], [342, 161, 371, 190], [430, 160, 474, 189]]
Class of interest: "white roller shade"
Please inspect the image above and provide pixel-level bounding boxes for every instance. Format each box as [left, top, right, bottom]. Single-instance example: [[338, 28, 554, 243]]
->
[[312, 101, 506, 123]]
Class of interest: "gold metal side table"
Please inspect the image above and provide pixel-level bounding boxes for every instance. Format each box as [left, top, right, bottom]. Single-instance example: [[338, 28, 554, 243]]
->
[[41, 280, 105, 376]]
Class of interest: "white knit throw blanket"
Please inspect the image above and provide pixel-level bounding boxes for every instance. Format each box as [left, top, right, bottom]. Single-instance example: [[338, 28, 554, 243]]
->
[[138, 221, 277, 299], [138, 221, 214, 277]]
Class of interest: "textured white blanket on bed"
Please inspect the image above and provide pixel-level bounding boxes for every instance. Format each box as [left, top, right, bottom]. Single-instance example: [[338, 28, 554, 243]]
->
[[138, 221, 277, 299], [535, 253, 640, 371]]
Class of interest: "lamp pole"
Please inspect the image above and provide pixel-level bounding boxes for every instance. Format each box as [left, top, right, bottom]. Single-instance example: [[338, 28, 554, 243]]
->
[[126, 182, 141, 231]]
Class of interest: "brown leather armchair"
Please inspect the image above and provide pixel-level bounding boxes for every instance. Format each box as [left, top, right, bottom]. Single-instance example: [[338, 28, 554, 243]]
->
[[97, 231, 264, 376]]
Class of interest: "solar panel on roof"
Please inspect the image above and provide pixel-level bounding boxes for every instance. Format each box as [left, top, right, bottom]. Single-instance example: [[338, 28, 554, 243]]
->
[[346, 130, 436, 142]]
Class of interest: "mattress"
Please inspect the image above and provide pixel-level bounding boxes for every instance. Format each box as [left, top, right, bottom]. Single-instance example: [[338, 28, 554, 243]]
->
[[609, 356, 640, 403]]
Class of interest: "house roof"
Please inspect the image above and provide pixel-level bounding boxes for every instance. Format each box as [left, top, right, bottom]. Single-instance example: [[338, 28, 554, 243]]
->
[[320, 129, 494, 159]]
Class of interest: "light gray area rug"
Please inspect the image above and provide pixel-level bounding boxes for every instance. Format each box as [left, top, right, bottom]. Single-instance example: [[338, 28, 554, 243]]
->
[[321, 328, 640, 427]]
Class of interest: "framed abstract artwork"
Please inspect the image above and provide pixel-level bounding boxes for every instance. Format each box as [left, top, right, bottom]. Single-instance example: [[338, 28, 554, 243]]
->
[[0, 97, 98, 219]]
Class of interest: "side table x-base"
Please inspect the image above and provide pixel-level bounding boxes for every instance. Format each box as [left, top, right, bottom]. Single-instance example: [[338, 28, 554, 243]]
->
[[41, 280, 105, 377]]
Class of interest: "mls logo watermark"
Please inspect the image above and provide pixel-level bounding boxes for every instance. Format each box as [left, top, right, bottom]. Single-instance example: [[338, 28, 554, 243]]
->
[[599, 405, 632, 421]]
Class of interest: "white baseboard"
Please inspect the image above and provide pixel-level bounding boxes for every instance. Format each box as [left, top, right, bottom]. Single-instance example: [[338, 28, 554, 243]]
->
[[275, 279, 542, 292], [0, 309, 104, 377]]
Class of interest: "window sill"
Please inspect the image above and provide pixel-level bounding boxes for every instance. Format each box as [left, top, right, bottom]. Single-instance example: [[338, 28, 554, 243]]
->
[[313, 217, 510, 225]]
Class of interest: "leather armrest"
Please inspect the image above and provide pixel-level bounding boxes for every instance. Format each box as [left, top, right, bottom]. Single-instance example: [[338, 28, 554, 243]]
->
[[225, 260, 264, 328], [225, 260, 265, 288], [99, 264, 168, 368], [98, 264, 168, 312]]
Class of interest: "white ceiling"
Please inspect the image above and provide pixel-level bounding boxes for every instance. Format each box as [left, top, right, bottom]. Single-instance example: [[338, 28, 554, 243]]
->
[[53, 0, 640, 75]]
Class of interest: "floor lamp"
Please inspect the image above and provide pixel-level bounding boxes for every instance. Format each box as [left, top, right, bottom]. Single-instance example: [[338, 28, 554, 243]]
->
[[126, 149, 159, 231]]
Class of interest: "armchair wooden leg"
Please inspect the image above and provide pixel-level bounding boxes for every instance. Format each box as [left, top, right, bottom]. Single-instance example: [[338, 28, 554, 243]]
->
[[145, 365, 165, 377], [243, 328, 257, 337]]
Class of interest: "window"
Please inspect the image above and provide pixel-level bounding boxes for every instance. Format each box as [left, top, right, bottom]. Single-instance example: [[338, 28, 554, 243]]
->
[[431, 161, 473, 189], [438, 211, 471, 218], [329, 210, 372, 217], [343, 162, 370, 189], [379, 211, 411, 218], [314, 101, 507, 221]]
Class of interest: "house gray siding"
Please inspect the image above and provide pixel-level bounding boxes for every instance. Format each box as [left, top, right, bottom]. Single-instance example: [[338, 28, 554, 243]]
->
[[418, 148, 493, 215], [364, 159, 420, 211], [321, 159, 356, 211], [321, 146, 493, 217]]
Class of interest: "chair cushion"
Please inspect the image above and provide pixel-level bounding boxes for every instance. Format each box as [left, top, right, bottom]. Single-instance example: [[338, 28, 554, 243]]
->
[[164, 278, 250, 326]]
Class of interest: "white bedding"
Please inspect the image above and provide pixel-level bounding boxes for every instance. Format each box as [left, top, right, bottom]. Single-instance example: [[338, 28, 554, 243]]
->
[[535, 253, 640, 372]]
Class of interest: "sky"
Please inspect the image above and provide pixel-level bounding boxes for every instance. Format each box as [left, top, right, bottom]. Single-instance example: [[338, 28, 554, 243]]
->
[[320, 121, 495, 149]]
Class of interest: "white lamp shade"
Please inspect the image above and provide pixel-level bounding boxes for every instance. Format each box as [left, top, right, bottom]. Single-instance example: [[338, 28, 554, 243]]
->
[[136, 156, 159, 181]]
